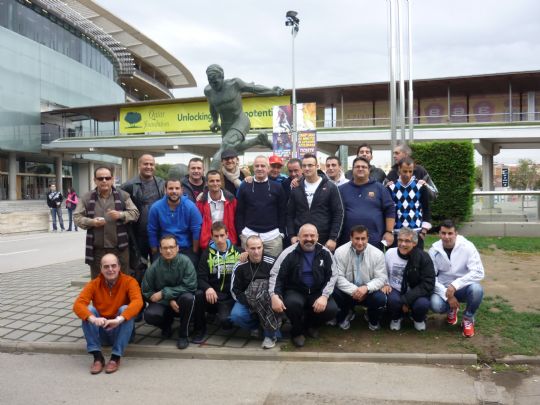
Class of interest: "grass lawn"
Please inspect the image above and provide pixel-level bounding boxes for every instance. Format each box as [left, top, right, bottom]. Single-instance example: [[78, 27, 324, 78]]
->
[[425, 235, 540, 253]]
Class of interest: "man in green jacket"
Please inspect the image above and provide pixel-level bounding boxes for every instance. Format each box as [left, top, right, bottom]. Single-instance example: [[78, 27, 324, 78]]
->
[[142, 235, 198, 349]]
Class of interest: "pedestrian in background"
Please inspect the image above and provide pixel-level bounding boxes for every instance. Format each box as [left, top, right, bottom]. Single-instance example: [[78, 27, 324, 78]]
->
[[47, 183, 65, 232], [66, 187, 79, 231]]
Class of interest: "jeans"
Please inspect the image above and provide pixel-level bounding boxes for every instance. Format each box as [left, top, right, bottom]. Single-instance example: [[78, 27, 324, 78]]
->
[[430, 283, 484, 321], [67, 208, 77, 231], [386, 289, 430, 322], [230, 302, 281, 338], [333, 288, 387, 325], [81, 305, 134, 357], [50, 207, 64, 231]]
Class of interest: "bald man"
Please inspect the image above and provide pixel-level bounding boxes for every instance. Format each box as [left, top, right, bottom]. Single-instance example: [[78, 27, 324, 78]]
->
[[269, 224, 338, 348]]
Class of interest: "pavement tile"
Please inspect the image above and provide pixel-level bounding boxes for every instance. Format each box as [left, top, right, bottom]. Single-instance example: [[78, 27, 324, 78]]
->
[[40, 315, 62, 324], [51, 325, 78, 335], [19, 332, 46, 341], [67, 328, 84, 338], [35, 308, 59, 316], [2, 329, 29, 340], [224, 337, 249, 348], [137, 336, 161, 345], [52, 309, 73, 317], [4, 320, 31, 329], [19, 322, 46, 332], [54, 336, 80, 343], [34, 323, 62, 334], [36, 334, 61, 342], [0, 327, 13, 337], [23, 314, 43, 322], [204, 335, 228, 346]]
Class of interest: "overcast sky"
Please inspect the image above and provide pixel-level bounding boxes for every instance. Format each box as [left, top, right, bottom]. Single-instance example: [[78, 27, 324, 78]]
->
[[96, 0, 540, 164]]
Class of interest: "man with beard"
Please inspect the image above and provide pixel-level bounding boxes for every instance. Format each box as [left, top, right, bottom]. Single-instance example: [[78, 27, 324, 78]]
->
[[147, 178, 202, 267], [269, 224, 338, 348]]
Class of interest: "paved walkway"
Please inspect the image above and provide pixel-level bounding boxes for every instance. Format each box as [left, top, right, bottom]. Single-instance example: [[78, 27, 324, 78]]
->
[[0, 260, 273, 350]]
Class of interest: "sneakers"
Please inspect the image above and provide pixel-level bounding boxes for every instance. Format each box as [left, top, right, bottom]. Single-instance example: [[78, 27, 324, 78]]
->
[[339, 311, 356, 331], [292, 334, 306, 348], [462, 319, 475, 338], [176, 337, 189, 349], [414, 320, 426, 331], [364, 312, 380, 331], [390, 318, 402, 331], [447, 307, 459, 325], [191, 330, 207, 344], [250, 328, 260, 338], [261, 336, 277, 349]]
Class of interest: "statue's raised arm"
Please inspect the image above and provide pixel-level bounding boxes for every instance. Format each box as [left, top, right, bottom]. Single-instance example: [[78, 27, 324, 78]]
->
[[205, 64, 284, 170]]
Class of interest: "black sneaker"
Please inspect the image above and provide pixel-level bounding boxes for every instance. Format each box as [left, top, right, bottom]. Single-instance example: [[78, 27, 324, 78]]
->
[[177, 337, 189, 349], [191, 330, 207, 344], [292, 334, 306, 348]]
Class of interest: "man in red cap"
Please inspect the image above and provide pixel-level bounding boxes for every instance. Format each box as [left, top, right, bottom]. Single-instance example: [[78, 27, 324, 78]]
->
[[268, 155, 287, 184]]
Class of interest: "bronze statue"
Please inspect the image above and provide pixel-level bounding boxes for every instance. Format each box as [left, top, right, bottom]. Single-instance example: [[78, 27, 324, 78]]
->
[[204, 64, 284, 169]]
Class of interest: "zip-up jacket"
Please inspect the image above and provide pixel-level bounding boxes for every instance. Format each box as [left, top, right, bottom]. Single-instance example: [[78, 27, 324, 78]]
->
[[196, 189, 238, 250], [272, 243, 337, 298], [147, 195, 202, 250], [141, 254, 197, 305], [198, 240, 242, 293], [385, 247, 435, 306], [286, 175, 344, 244], [231, 255, 275, 306], [334, 242, 387, 295], [429, 235, 484, 300]]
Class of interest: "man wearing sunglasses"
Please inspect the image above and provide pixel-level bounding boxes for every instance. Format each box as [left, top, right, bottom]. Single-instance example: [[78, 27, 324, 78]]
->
[[75, 166, 140, 279]]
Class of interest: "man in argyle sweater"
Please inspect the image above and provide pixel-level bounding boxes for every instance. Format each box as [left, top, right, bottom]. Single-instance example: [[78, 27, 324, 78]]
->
[[387, 157, 431, 250]]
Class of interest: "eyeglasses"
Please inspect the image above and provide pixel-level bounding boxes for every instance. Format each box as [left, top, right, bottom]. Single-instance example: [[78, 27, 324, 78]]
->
[[96, 176, 112, 181]]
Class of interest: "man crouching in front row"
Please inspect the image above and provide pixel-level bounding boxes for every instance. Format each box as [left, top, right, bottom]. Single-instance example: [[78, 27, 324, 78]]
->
[[73, 253, 143, 374]]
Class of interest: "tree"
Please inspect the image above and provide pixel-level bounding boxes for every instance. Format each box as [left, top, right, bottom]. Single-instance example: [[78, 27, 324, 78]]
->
[[509, 159, 539, 190]]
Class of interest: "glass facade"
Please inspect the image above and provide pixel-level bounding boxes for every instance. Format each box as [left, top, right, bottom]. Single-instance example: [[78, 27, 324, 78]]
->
[[0, 0, 116, 79]]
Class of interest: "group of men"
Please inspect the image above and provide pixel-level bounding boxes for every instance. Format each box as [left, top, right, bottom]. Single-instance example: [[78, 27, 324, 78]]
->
[[71, 144, 484, 374]]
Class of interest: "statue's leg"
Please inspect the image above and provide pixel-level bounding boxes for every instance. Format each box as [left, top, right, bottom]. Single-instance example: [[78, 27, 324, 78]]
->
[[236, 132, 273, 153], [209, 131, 244, 171]]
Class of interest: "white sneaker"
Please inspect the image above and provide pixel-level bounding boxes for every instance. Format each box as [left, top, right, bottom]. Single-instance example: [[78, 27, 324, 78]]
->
[[368, 322, 381, 331], [414, 320, 426, 331], [261, 336, 276, 349], [390, 319, 402, 331]]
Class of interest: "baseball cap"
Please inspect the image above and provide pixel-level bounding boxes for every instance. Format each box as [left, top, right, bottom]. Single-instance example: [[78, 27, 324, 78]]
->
[[221, 149, 238, 160], [269, 155, 283, 166]]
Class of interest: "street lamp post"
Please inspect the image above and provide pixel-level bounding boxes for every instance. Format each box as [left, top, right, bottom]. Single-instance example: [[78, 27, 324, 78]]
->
[[286, 10, 299, 158]]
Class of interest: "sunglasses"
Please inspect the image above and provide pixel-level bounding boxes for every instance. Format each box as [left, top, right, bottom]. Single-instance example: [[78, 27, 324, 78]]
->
[[96, 176, 112, 181]]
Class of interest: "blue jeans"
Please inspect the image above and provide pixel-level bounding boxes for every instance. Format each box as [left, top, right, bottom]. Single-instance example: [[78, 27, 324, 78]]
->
[[386, 289, 430, 322], [230, 302, 281, 338], [67, 208, 77, 231], [333, 288, 387, 325], [50, 207, 64, 231], [81, 305, 134, 357], [430, 283, 484, 321]]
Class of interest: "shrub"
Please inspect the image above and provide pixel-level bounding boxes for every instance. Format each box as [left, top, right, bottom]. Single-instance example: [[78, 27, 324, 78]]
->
[[411, 141, 475, 224]]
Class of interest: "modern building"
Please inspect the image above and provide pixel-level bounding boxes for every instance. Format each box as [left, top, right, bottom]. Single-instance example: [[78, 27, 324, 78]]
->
[[42, 70, 540, 196], [0, 0, 195, 200]]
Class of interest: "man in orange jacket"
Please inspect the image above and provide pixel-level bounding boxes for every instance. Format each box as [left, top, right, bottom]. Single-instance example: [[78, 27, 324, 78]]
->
[[73, 253, 143, 375]]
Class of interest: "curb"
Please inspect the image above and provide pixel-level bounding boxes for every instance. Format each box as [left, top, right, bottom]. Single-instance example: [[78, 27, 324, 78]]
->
[[0, 339, 476, 365], [496, 355, 540, 365]]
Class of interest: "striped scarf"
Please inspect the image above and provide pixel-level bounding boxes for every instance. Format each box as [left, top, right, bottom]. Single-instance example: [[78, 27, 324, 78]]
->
[[84, 187, 129, 264]]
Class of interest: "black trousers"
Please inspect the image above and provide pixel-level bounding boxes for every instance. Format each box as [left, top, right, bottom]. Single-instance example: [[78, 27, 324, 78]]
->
[[194, 289, 234, 330], [332, 288, 387, 324], [283, 289, 338, 338], [144, 292, 195, 338]]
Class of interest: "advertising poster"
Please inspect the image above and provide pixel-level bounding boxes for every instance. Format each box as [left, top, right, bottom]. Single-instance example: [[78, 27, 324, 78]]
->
[[272, 103, 316, 159]]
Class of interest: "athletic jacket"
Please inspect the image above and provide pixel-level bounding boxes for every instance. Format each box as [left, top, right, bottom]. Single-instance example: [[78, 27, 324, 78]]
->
[[429, 235, 484, 300], [198, 240, 242, 293]]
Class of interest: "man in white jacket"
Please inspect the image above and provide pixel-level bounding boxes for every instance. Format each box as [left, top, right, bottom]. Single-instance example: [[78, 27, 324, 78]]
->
[[332, 225, 388, 331], [429, 220, 484, 338]]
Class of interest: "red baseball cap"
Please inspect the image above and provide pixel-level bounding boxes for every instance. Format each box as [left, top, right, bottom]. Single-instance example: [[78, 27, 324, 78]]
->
[[269, 155, 283, 166]]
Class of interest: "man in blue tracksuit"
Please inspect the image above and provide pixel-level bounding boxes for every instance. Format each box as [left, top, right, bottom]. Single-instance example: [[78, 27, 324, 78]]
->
[[339, 157, 395, 251], [147, 178, 202, 267]]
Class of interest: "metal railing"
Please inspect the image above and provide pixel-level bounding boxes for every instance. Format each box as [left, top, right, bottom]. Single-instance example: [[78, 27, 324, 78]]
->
[[472, 190, 540, 222]]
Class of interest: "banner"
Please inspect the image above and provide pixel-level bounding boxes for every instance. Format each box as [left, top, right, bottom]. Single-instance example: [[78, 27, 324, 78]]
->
[[272, 103, 317, 159], [119, 96, 289, 134]]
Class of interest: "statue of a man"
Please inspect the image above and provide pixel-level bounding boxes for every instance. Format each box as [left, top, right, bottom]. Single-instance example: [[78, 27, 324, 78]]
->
[[204, 64, 284, 169]]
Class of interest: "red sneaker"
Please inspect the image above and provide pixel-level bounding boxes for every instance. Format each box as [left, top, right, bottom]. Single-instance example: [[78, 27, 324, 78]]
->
[[447, 307, 459, 325], [462, 319, 475, 338]]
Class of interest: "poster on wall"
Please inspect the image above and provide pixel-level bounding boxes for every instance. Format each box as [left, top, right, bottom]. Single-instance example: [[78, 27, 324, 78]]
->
[[272, 102, 316, 159]]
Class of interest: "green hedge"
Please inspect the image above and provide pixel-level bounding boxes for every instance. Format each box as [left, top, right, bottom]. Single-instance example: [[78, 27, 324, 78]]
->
[[411, 141, 475, 225]]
